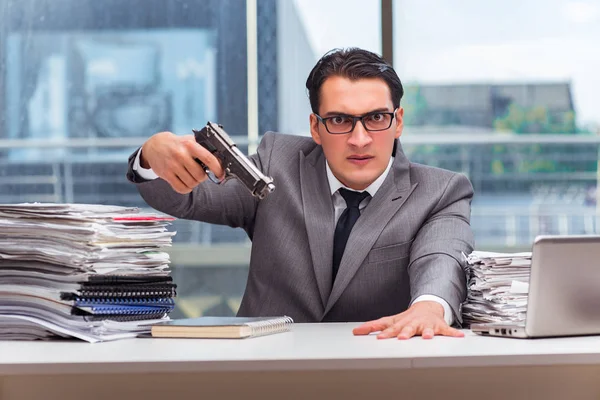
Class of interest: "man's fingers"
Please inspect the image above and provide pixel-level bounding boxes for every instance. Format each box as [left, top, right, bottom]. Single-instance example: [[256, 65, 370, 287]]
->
[[168, 138, 208, 187], [421, 327, 435, 339], [397, 325, 416, 340], [352, 324, 374, 335], [439, 325, 465, 338], [376, 318, 409, 339], [184, 140, 225, 179], [182, 156, 208, 183], [164, 172, 192, 194], [172, 164, 199, 191], [181, 141, 211, 182], [146, 134, 222, 189], [353, 321, 389, 335], [353, 309, 465, 340], [376, 325, 400, 339]]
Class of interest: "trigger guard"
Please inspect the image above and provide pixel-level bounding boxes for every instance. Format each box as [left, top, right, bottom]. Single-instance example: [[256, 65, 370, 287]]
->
[[197, 159, 224, 184], [204, 168, 223, 184]]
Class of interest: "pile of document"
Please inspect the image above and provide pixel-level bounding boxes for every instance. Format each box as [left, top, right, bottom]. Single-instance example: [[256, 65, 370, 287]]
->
[[462, 251, 532, 326], [0, 203, 177, 342]]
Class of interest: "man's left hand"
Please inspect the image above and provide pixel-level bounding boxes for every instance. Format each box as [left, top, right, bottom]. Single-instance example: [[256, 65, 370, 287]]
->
[[352, 301, 464, 339]]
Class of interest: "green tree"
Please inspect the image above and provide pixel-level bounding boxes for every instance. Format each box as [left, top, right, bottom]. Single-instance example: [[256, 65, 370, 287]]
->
[[494, 103, 578, 134], [491, 103, 594, 175]]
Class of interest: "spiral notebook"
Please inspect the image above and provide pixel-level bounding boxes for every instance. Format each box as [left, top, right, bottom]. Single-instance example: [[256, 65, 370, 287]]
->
[[150, 316, 294, 339], [70, 297, 175, 316]]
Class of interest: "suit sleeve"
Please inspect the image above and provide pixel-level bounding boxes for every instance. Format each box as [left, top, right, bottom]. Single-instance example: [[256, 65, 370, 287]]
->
[[125, 132, 277, 238], [407, 172, 474, 326]]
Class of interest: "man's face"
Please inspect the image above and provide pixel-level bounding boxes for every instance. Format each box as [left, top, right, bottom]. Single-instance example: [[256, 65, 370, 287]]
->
[[310, 76, 404, 191]]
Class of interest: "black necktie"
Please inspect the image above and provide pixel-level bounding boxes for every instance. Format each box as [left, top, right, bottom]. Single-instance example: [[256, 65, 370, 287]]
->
[[332, 188, 370, 282]]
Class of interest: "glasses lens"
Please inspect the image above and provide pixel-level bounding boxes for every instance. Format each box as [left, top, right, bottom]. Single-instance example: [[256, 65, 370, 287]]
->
[[364, 113, 393, 131], [325, 116, 354, 133]]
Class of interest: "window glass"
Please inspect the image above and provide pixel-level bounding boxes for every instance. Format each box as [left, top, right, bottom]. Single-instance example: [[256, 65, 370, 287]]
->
[[394, 0, 600, 250], [0, 0, 382, 318]]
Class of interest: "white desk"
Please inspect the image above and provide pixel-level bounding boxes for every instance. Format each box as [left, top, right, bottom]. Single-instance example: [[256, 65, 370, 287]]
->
[[2, 323, 600, 400]]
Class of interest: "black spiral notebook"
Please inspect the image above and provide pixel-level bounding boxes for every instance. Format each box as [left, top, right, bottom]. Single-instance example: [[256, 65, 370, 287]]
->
[[150, 316, 294, 339], [61, 284, 177, 300]]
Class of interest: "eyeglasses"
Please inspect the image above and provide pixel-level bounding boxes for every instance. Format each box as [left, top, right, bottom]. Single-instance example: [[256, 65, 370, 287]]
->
[[315, 109, 397, 134]]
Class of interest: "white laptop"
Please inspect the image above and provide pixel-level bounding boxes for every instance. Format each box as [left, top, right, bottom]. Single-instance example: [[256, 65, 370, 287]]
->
[[471, 235, 600, 338]]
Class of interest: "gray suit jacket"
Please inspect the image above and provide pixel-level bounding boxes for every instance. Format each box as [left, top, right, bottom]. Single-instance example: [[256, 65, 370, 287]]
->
[[127, 132, 474, 324]]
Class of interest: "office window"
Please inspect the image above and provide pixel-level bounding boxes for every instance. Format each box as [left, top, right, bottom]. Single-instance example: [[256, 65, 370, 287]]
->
[[0, 0, 382, 318], [275, 0, 382, 135], [394, 0, 600, 250], [0, 0, 250, 318]]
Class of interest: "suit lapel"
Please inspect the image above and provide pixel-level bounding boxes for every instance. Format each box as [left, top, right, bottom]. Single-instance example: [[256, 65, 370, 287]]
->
[[299, 148, 335, 308], [323, 146, 417, 316]]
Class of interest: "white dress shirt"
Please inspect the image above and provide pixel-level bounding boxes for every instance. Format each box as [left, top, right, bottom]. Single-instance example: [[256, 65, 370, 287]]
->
[[325, 158, 454, 326], [133, 148, 454, 325], [133, 148, 159, 180]]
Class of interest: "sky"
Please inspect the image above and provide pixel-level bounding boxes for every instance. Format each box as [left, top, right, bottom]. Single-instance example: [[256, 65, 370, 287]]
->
[[293, 0, 600, 128]]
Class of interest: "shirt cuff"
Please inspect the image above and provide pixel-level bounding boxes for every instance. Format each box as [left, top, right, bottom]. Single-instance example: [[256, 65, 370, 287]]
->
[[412, 295, 454, 326], [133, 148, 159, 180]]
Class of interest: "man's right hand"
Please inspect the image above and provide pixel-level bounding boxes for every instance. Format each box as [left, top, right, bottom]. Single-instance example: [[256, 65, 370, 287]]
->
[[140, 132, 225, 194]]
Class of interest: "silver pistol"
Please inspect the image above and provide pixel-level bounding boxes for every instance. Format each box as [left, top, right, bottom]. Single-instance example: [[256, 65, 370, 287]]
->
[[193, 122, 275, 199]]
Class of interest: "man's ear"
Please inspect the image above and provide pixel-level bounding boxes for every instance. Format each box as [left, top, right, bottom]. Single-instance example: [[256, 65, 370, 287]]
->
[[309, 113, 322, 145], [394, 107, 404, 139]]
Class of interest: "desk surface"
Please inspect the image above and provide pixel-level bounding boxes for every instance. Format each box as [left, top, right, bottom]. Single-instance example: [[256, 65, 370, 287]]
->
[[2, 323, 600, 375]]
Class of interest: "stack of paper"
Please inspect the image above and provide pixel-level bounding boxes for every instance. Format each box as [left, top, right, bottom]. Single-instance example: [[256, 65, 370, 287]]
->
[[0, 203, 177, 342], [462, 251, 532, 326]]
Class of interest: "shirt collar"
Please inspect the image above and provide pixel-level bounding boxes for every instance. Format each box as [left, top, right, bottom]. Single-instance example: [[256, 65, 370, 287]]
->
[[326, 157, 394, 197]]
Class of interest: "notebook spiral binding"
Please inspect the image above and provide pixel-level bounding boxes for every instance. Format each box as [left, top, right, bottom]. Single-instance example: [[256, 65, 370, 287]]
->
[[82, 312, 167, 322], [74, 297, 174, 305], [73, 305, 173, 316], [89, 307, 172, 316], [86, 276, 173, 284], [79, 287, 176, 298], [60, 286, 176, 300], [78, 290, 176, 298], [246, 316, 294, 337]]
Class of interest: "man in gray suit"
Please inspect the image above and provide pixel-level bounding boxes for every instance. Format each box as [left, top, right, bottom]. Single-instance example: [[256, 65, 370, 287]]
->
[[127, 48, 474, 339]]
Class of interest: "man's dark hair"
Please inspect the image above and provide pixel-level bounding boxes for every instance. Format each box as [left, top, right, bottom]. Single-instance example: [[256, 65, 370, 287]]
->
[[305, 48, 404, 114]]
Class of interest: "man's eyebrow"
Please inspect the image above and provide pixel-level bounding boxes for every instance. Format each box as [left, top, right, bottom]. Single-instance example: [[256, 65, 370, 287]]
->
[[322, 108, 392, 117], [365, 108, 393, 114]]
